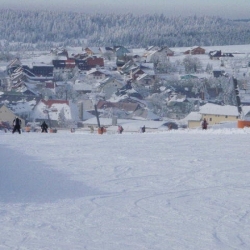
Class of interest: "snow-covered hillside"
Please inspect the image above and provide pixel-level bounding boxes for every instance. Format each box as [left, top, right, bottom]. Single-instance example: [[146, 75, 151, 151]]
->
[[1, 128, 250, 249]]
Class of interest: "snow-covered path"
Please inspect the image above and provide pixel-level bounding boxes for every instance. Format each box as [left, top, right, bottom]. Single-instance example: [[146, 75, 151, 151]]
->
[[0, 129, 250, 249]]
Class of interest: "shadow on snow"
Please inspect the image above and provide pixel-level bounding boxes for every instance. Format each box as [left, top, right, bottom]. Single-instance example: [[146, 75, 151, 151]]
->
[[0, 144, 103, 204]]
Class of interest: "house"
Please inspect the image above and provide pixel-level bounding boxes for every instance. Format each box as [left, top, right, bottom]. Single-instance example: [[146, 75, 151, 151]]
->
[[6, 58, 22, 75], [146, 46, 160, 51], [96, 100, 140, 111], [158, 46, 175, 56], [52, 59, 67, 69], [209, 50, 234, 60], [165, 93, 191, 119], [209, 50, 222, 60], [9, 67, 24, 83], [15, 85, 38, 96], [98, 77, 124, 99], [115, 46, 132, 67], [31, 99, 78, 127], [185, 103, 250, 128], [86, 68, 108, 81], [115, 81, 143, 100], [99, 47, 115, 59], [223, 53, 234, 58], [50, 48, 68, 57], [184, 46, 205, 55], [84, 47, 101, 56], [75, 57, 104, 71], [65, 58, 76, 69], [21, 64, 54, 77], [131, 68, 146, 80], [198, 103, 242, 126], [183, 111, 202, 128], [136, 73, 155, 86], [0, 104, 25, 127], [73, 80, 92, 94], [144, 48, 173, 64], [45, 81, 56, 94], [130, 64, 156, 81], [115, 46, 131, 58], [86, 57, 104, 69], [213, 70, 225, 78], [118, 60, 138, 75]]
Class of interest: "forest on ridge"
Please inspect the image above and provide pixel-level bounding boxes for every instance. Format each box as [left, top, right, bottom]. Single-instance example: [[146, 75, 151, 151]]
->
[[0, 9, 250, 50]]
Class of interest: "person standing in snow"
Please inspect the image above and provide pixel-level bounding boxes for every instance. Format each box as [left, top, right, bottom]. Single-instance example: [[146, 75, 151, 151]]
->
[[201, 118, 208, 130], [41, 121, 48, 133], [141, 125, 146, 133], [117, 125, 124, 134], [12, 117, 22, 134]]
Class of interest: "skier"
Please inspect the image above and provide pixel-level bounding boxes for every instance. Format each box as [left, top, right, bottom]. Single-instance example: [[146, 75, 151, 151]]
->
[[141, 125, 146, 133], [117, 125, 124, 134], [201, 118, 208, 130], [41, 121, 48, 133], [12, 117, 22, 134]]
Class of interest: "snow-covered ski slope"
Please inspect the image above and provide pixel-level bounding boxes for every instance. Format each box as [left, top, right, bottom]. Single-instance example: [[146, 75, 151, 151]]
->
[[1, 128, 250, 249]]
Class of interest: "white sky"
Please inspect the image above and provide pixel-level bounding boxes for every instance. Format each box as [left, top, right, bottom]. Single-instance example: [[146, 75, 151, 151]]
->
[[1, 126, 250, 249], [1, 0, 250, 18]]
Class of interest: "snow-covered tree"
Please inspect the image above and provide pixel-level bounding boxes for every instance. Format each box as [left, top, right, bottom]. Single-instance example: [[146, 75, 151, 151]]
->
[[58, 108, 67, 128], [183, 56, 202, 74]]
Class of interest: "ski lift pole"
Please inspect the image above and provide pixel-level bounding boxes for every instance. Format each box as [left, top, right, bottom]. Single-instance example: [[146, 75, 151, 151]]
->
[[94, 104, 101, 128]]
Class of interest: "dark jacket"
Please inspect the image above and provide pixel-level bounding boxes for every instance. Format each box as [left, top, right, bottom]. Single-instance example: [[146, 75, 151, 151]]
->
[[13, 118, 21, 127], [141, 126, 146, 133], [41, 122, 48, 129], [202, 119, 208, 129]]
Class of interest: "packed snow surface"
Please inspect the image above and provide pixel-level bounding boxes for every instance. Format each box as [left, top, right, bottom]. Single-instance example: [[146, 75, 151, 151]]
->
[[1, 128, 250, 249]]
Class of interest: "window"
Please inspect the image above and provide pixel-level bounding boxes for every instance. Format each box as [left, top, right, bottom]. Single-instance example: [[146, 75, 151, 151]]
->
[[225, 115, 228, 118], [210, 118, 212, 121]]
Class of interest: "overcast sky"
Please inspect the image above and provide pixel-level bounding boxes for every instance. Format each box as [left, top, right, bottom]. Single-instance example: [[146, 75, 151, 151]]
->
[[1, 0, 250, 19]]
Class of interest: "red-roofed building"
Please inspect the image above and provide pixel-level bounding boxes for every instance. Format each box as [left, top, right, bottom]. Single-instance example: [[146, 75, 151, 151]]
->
[[31, 99, 77, 127]]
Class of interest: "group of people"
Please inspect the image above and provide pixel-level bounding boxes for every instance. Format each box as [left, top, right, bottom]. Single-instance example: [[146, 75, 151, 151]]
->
[[11, 118, 208, 134], [12, 117, 49, 134]]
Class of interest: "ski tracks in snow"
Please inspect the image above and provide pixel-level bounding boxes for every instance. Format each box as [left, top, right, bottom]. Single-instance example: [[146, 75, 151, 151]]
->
[[1, 131, 250, 249]]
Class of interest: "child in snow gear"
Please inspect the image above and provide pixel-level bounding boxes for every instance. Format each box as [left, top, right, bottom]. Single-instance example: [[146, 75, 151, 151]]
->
[[41, 121, 48, 133], [12, 117, 22, 134], [202, 118, 208, 130]]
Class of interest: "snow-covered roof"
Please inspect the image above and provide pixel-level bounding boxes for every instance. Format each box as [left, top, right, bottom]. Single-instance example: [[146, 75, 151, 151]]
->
[[73, 82, 92, 92], [199, 103, 250, 116], [85, 47, 100, 54], [183, 112, 202, 121], [199, 103, 237, 116], [136, 73, 150, 81]]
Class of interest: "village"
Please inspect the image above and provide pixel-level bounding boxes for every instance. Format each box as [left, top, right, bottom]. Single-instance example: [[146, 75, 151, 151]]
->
[[0, 44, 250, 133]]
